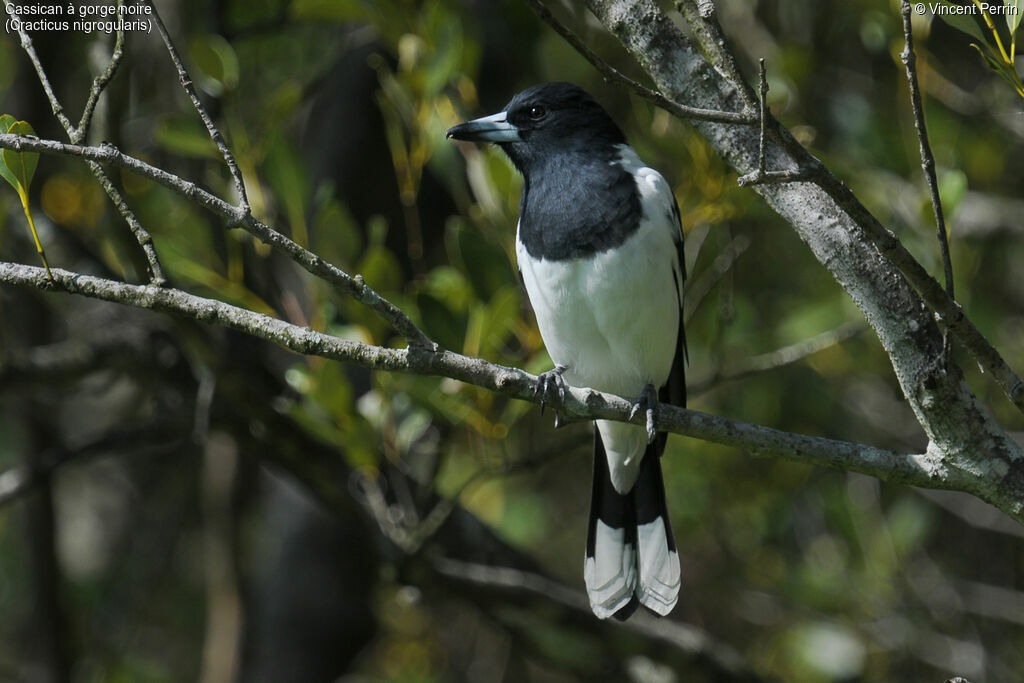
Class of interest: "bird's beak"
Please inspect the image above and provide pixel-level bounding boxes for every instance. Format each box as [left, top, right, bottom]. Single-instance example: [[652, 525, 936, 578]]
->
[[446, 111, 520, 142]]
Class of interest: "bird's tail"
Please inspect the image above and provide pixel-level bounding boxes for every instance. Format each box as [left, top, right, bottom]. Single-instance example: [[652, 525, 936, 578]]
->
[[584, 430, 680, 620]]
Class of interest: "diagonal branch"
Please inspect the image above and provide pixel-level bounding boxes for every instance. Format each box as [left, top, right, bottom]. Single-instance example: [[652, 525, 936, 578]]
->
[[145, 0, 250, 214], [75, 0, 127, 142], [0, 133, 434, 350], [900, 0, 955, 301], [3, 260, 1022, 522]]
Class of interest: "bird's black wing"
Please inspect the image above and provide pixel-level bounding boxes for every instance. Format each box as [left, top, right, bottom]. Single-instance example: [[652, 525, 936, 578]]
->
[[659, 197, 687, 413]]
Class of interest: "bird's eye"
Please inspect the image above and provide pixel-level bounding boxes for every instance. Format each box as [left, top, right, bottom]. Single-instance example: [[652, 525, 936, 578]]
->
[[528, 105, 546, 120]]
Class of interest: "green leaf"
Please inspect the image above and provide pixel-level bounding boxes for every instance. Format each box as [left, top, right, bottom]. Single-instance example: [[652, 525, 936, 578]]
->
[[1007, 0, 1023, 34], [0, 118, 39, 201], [935, 0, 991, 44], [0, 115, 20, 194]]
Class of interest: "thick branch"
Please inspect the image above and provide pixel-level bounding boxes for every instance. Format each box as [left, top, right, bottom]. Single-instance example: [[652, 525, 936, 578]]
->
[[581, 0, 1024, 511], [0, 133, 434, 350], [4, 260, 1022, 521], [570, 0, 1023, 413]]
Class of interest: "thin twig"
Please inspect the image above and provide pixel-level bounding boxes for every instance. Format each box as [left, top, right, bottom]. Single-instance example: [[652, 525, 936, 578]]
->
[[737, 167, 822, 187], [86, 159, 166, 285], [9, 10, 75, 133], [146, 0, 250, 213], [10, 16, 166, 285], [736, 59, 822, 187], [900, 0, 955, 303], [74, 0, 127, 143], [520, 0, 757, 126], [0, 133, 434, 349]]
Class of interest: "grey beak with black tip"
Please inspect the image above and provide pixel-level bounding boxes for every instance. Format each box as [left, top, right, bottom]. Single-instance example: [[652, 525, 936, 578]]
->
[[446, 111, 521, 142]]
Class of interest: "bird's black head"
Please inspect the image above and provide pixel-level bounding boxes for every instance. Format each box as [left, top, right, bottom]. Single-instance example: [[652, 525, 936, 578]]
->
[[446, 82, 627, 173]]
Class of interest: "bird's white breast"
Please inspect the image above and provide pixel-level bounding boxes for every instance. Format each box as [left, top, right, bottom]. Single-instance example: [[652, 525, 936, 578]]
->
[[516, 146, 682, 491]]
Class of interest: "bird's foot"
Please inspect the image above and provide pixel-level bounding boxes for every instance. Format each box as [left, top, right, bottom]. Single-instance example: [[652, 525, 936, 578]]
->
[[534, 364, 568, 417], [628, 383, 659, 444]]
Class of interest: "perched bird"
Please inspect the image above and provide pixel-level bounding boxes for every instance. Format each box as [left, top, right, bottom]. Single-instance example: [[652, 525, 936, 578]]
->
[[447, 82, 686, 620]]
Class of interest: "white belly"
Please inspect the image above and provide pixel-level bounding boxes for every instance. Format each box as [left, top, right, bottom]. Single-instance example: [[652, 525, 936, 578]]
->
[[517, 212, 680, 492]]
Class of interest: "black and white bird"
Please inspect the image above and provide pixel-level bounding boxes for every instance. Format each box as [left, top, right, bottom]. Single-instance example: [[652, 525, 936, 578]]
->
[[447, 82, 686, 620]]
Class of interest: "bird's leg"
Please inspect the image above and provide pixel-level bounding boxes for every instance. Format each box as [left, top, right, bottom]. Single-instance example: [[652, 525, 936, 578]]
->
[[628, 383, 659, 444], [534, 364, 568, 417]]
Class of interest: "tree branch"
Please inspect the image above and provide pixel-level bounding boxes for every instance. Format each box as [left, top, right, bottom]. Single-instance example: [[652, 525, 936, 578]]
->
[[579, 0, 1023, 506], [0, 133, 435, 350], [900, 0, 955, 301], [145, 0, 250, 214], [569, 0, 1024, 414], [736, 58, 823, 187], [4, 260, 1022, 521], [75, 0, 126, 142]]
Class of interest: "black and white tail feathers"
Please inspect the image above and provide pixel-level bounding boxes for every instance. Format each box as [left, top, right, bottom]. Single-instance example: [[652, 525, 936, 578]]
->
[[584, 429, 680, 620]]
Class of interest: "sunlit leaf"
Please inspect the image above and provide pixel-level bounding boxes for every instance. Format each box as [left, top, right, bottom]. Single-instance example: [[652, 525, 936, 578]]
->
[[1007, 0, 1023, 34], [0, 113, 18, 193], [935, 0, 991, 43], [0, 119, 38, 201]]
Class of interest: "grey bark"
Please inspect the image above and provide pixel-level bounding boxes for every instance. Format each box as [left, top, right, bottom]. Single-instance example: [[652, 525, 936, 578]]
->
[[583, 0, 1024, 514]]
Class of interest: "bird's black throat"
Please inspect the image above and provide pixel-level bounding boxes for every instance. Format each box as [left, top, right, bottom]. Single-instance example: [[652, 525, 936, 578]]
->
[[516, 149, 642, 261]]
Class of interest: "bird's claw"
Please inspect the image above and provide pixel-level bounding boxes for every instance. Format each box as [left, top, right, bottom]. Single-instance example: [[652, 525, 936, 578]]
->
[[629, 383, 659, 444], [534, 365, 568, 418]]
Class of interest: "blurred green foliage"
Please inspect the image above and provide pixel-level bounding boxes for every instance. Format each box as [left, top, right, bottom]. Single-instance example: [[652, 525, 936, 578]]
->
[[1, 0, 1024, 681]]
